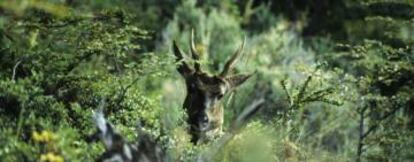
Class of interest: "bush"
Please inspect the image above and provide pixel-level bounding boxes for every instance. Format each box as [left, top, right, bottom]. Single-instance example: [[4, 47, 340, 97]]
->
[[1, 0, 413, 161]]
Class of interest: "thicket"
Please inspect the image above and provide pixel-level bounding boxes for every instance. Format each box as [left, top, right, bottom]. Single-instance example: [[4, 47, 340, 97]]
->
[[0, 0, 413, 161]]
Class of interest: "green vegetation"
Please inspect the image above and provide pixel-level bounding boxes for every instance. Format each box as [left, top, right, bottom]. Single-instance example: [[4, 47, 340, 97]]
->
[[0, 0, 413, 161]]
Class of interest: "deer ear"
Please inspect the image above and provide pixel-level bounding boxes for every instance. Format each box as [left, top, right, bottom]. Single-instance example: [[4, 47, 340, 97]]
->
[[225, 74, 253, 88], [173, 41, 193, 77]]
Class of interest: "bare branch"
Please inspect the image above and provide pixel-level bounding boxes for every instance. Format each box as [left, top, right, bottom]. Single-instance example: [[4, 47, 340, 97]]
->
[[231, 98, 265, 131], [12, 60, 22, 82], [362, 105, 401, 139]]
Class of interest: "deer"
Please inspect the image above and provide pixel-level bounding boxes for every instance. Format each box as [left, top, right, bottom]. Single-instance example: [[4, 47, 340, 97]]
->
[[86, 99, 166, 162], [90, 109, 167, 162], [172, 30, 254, 143]]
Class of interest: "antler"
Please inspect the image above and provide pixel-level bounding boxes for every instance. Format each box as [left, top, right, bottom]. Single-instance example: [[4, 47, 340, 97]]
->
[[190, 29, 201, 72], [219, 37, 246, 77], [173, 40, 193, 77], [171, 29, 202, 76]]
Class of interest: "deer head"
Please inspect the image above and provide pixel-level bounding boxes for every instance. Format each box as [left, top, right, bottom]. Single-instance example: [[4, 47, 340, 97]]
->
[[172, 30, 253, 143]]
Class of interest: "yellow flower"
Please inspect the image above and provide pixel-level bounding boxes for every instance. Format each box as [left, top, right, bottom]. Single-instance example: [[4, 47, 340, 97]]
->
[[41, 130, 54, 142], [32, 130, 55, 143], [32, 131, 42, 142], [40, 152, 64, 162]]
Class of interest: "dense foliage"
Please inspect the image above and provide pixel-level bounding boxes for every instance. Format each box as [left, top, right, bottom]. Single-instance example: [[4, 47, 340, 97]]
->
[[0, 0, 413, 161]]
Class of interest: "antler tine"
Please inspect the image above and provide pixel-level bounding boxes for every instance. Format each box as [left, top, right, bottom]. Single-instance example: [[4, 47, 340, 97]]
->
[[220, 36, 246, 77], [173, 40, 193, 76], [190, 29, 201, 72], [173, 40, 184, 61]]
